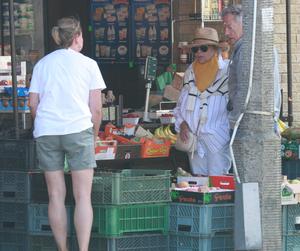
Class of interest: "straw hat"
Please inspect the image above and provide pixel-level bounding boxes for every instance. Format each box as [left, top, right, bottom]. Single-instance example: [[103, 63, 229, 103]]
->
[[189, 27, 219, 48]]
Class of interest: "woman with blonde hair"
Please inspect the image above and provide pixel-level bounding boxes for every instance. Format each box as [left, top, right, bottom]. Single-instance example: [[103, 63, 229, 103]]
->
[[29, 16, 106, 251]]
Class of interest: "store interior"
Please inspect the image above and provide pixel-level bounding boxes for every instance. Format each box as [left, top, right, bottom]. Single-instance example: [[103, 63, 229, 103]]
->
[[44, 0, 149, 109], [0, 0, 241, 127]]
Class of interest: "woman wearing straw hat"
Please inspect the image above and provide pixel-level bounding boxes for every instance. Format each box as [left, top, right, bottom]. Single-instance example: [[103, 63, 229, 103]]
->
[[174, 27, 231, 176]]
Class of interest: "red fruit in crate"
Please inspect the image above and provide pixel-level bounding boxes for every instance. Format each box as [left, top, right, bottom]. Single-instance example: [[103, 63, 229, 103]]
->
[[123, 113, 139, 118], [161, 113, 173, 117]]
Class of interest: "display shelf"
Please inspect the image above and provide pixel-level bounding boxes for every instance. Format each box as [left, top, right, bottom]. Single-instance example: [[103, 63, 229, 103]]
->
[[0, 110, 30, 113], [0, 0, 44, 64]]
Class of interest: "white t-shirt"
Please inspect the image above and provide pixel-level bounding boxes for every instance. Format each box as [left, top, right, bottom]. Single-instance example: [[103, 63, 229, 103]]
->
[[29, 48, 106, 138]]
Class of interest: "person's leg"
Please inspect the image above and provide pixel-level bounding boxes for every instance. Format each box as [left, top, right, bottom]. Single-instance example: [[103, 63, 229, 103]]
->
[[36, 135, 68, 251], [44, 171, 69, 251], [207, 144, 231, 176], [62, 128, 96, 251], [71, 169, 94, 251], [188, 151, 209, 176]]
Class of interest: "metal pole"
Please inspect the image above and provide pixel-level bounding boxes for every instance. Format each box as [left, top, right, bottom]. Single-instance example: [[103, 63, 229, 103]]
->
[[286, 0, 293, 126], [0, 0, 4, 55], [143, 82, 152, 122], [9, 0, 19, 139]]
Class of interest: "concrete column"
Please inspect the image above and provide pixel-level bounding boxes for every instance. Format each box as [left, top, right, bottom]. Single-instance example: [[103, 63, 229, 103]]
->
[[234, 0, 282, 250]]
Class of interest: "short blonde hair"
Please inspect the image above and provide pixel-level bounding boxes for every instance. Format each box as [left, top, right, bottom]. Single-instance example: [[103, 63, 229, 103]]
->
[[51, 16, 82, 48]]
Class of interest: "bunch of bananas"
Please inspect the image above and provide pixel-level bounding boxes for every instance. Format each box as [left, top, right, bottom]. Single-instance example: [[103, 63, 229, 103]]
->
[[154, 125, 177, 144]]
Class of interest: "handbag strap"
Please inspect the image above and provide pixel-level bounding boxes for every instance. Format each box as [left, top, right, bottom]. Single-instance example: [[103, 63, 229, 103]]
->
[[194, 113, 202, 136], [189, 114, 201, 159]]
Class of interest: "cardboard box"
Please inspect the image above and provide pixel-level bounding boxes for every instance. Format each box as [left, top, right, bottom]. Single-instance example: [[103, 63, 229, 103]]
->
[[0, 56, 26, 75], [171, 189, 234, 205], [141, 138, 171, 158], [95, 140, 117, 160], [209, 175, 235, 190], [163, 84, 181, 102], [171, 72, 184, 90], [149, 93, 163, 107], [176, 176, 209, 186], [123, 117, 140, 125], [116, 144, 142, 159]]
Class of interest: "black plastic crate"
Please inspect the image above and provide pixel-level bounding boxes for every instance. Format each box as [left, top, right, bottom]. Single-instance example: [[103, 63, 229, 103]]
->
[[0, 202, 28, 232], [71, 234, 169, 251], [0, 232, 27, 251], [0, 202, 72, 235], [0, 139, 37, 170], [28, 204, 72, 236], [282, 159, 300, 179], [169, 203, 234, 236], [169, 233, 234, 251], [0, 171, 74, 204], [0, 232, 71, 251]]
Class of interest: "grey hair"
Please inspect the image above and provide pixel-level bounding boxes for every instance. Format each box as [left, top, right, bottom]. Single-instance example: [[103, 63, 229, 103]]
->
[[51, 16, 82, 48], [221, 4, 243, 23]]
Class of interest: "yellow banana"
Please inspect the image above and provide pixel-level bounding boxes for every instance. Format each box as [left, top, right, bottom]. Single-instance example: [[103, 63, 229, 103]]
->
[[166, 125, 177, 140], [166, 125, 176, 137], [159, 126, 167, 138], [169, 134, 177, 141], [154, 127, 161, 137], [163, 126, 170, 139]]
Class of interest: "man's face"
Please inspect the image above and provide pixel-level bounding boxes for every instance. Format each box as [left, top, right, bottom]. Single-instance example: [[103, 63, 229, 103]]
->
[[222, 14, 243, 46]]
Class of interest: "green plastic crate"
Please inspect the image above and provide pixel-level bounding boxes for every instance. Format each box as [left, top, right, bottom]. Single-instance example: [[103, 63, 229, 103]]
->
[[283, 234, 300, 251], [92, 203, 169, 237], [282, 204, 300, 235], [92, 169, 171, 205]]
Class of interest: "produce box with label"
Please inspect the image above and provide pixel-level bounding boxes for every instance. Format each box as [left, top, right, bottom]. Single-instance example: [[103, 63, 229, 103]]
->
[[171, 188, 234, 205], [141, 137, 171, 158], [95, 140, 117, 160]]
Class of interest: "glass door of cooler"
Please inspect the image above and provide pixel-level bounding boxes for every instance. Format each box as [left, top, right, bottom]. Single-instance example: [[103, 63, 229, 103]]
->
[[0, 0, 44, 132]]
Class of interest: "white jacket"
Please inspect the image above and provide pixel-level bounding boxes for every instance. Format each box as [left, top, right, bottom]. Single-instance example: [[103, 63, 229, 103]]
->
[[174, 56, 230, 157]]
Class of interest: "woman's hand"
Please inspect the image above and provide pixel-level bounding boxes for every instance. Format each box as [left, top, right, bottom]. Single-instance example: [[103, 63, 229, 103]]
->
[[179, 121, 190, 143]]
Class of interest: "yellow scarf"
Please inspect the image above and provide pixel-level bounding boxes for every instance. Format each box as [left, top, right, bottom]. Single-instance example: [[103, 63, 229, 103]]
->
[[193, 53, 219, 92]]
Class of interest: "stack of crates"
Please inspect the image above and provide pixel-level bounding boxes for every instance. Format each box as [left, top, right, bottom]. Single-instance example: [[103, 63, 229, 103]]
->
[[169, 203, 234, 251], [70, 169, 171, 251], [282, 204, 300, 250], [281, 143, 300, 250], [0, 139, 73, 250]]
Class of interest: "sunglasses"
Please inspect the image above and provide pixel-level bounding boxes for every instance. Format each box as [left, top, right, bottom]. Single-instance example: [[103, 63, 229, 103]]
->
[[191, 45, 209, 53]]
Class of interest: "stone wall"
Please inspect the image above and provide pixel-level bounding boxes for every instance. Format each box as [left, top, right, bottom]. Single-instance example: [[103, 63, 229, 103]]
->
[[274, 0, 300, 125]]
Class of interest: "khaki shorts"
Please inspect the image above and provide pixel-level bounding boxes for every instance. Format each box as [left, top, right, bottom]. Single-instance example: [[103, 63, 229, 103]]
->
[[36, 128, 96, 171]]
